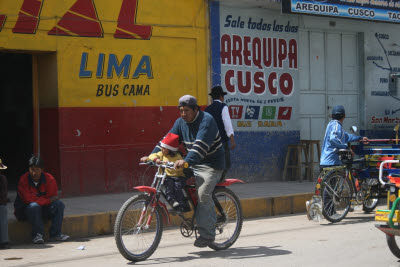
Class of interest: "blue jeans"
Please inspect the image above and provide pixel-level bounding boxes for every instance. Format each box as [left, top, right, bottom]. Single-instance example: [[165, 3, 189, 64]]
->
[[193, 164, 223, 240], [25, 200, 65, 238], [0, 205, 8, 243], [164, 176, 187, 206]]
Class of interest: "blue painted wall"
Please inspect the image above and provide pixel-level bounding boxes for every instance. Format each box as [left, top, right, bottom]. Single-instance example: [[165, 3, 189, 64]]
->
[[227, 131, 300, 181]]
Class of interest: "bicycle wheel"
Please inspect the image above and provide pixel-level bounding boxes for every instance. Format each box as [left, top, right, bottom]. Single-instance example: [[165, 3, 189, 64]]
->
[[362, 191, 379, 213], [208, 187, 243, 251], [387, 234, 400, 259], [321, 171, 353, 223], [114, 194, 163, 262]]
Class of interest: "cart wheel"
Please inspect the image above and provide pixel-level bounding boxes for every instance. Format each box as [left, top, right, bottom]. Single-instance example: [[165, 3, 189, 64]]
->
[[362, 192, 379, 213], [387, 234, 400, 259]]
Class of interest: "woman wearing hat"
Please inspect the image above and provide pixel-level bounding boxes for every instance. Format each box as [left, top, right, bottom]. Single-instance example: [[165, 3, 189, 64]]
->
[[0, 158, 9, 249]]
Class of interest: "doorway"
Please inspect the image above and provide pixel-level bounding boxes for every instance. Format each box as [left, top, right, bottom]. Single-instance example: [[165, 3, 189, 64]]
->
[[299, 30, 360, 142], [0, 53, 34, 189], [298, 30, 361, 178]]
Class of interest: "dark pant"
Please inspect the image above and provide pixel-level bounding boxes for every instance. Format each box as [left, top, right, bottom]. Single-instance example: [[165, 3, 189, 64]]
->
[[164, 177, 187, 206], [319, 165, 338, 216], [23, 200, 65, 238], [221, 141, 231, 181], [0, 205, 8, 244]]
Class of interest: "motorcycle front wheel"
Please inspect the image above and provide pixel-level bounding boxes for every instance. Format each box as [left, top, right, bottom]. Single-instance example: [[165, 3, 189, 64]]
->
[[114, 194, 163, 262]]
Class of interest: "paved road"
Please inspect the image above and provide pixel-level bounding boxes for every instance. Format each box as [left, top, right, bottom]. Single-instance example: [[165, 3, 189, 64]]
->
[[2, 207, 400, 267]]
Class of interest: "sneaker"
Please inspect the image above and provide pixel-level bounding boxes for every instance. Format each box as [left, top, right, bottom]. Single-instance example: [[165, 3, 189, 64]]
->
[[51, 234, 70, 242], [194, 236, 215, 248], [32, 233, 44, 244]]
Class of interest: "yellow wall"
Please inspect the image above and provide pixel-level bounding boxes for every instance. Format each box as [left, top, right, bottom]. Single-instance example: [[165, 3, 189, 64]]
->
[[0, 0, 209, 107]]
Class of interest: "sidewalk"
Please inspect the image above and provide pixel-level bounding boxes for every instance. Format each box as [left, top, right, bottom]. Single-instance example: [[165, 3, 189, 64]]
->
[[6, 180, 315, 243]]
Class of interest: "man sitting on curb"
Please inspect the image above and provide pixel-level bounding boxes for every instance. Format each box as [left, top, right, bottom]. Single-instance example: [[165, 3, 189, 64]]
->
[[14, 155, 69, 244]]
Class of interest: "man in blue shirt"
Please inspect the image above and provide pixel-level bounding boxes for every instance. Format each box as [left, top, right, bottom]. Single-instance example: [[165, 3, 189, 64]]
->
[[320, 105, 368, 168], [145, 95, 225, 248], [320, 105, 368, 216]]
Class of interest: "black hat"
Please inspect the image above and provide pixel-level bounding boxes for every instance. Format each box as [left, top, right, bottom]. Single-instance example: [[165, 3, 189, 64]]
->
[[209, 86, 227, 97], [29, 155, 44, 168]]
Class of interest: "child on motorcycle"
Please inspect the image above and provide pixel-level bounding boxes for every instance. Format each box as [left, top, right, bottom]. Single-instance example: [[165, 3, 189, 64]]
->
[[141, 133, 189, 212]]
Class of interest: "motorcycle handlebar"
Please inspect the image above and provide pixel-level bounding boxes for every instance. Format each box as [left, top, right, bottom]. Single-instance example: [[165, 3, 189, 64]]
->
[[358, 139, 399, 142], [379, 160, 400, 186], [139, 161, 189, 169]]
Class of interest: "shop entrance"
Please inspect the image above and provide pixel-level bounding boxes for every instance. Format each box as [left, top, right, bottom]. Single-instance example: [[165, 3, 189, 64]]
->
[[299, 30, 360, 142], [0, 53, 34, 189]]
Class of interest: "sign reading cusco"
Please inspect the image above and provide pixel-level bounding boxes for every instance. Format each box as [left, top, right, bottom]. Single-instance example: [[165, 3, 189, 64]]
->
[[210, 3, 299, 131], [282, 0, 400, 23]]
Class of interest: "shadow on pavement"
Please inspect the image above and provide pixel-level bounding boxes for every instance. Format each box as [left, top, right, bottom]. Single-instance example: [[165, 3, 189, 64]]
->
[[5, 244, 54, 250], [131, 245, 292, 265], [320, 213, 375, 226]]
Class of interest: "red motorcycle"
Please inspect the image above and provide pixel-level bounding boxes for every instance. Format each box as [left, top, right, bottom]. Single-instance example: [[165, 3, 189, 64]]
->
[[114, 161, 244, 262]]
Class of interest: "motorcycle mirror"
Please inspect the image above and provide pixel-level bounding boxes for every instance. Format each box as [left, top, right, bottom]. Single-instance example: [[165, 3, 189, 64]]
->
[[350, 126, 357, 134]]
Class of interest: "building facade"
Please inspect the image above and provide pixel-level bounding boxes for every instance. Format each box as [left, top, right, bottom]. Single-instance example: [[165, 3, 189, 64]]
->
[[1, 0, 399, 195], [0, 0, 209, 195], [211, 0, 400, 181]]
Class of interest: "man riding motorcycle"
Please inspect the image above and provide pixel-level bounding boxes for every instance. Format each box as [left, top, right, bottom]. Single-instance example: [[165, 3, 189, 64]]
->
[[141, 95, 225, 248]]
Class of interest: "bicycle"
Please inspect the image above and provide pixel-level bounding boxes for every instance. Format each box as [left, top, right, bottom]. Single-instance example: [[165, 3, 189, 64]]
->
[[114, 161, 244, 262], [307, 149, 381, 223]]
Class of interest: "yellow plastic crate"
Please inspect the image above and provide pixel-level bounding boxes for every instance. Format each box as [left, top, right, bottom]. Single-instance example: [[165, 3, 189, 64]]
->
[[376, 209, 400, 222]]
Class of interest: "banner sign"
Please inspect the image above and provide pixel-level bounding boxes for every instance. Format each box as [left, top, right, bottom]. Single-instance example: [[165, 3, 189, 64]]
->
[[211, 4, 299, 132], [282, 0, 400, 23]]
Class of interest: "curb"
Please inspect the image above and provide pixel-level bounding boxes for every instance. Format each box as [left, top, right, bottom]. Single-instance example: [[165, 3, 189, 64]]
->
[[8, 193, 313, 243]]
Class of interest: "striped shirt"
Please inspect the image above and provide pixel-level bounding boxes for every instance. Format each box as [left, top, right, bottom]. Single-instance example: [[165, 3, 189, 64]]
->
[[152, 111, 225, 170]]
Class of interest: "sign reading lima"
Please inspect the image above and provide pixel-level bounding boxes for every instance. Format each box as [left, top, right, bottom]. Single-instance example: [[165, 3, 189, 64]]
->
[[0, 0, 152, 39], [79, 52, 153, 79]]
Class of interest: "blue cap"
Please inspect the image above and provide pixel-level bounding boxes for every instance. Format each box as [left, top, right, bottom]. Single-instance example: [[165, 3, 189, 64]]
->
[[332, 105, 345, 115]]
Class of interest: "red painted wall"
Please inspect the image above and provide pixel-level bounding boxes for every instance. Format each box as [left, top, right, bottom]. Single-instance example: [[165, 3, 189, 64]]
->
[[57, 106, 181, 196]]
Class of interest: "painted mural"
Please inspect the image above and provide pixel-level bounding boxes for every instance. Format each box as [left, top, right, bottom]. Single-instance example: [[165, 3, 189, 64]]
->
[[0, 0, 208, 195], [210, 2, 300, 182], [365, 30, 400, 131]]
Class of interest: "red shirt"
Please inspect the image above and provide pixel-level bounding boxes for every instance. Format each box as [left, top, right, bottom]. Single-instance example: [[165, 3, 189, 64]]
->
[[18, 172, 58, 206]]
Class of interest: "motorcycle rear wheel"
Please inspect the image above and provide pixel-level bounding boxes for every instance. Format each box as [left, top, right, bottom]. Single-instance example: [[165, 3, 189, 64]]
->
[[321, 171, 353, 223], [208, 187, 243, 251]]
